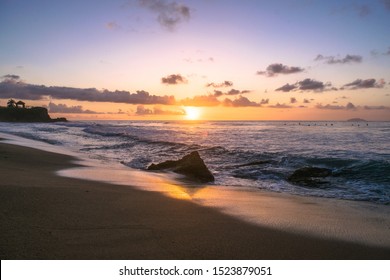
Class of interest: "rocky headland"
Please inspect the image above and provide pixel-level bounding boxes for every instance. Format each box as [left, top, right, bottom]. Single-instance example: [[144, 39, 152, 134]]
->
[[0, 106, 67, 122]]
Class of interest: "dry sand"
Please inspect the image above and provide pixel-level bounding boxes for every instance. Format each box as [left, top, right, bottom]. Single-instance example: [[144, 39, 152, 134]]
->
[[0, 142, 389, 259]]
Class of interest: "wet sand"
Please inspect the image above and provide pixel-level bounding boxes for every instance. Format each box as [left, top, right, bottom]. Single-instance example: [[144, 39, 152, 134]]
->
[[0, 142, 389, 259]]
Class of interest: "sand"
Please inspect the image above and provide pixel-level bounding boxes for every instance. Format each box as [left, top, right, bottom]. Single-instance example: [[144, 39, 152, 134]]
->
[[0, 142, 389, 259]]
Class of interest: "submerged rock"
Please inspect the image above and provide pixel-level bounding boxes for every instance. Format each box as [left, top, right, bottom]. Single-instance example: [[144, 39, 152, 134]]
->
[[288, 167, 332, 187], [147, 151, 214, 183], [235, 160, 272, 168]]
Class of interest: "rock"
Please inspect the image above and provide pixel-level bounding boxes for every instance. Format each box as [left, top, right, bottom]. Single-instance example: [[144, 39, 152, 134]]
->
[[288, 167, 332, 187], [0, 106, 67, 122], [148, 151, 214, 183]]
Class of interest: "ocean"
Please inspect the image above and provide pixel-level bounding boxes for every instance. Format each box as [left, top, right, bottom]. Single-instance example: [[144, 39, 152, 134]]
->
[[1, 120, 389, 204]]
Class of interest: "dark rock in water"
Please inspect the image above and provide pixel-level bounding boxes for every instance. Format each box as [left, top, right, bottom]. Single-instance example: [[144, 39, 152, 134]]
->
[[288, 167, 332, 187], [147, 151, 214, 183]]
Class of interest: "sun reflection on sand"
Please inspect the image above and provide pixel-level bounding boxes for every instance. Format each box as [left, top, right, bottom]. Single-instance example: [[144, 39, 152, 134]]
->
[[59, 162, 390, 248], [58, 162, 196, 200]]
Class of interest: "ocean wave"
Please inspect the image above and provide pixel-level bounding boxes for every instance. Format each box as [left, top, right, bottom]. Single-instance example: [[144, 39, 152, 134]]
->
[[8, 131, 62, 145], [3, 120, 389, 204]]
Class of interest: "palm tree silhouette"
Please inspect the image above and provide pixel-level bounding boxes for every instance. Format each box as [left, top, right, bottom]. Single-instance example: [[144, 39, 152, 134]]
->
[[7, 99, 16, 108]]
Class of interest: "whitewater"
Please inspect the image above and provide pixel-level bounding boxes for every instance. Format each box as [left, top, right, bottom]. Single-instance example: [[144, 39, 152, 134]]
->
[[0, 120, 389, 204]]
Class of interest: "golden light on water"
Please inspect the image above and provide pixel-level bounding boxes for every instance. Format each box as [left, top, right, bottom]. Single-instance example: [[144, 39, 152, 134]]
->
[[184, 106, 202, 120]]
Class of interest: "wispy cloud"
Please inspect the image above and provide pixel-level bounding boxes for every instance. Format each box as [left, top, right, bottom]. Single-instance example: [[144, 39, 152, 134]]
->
[[161, 74, 188, 85], [179, 94, 264, 107], [275, 83, 297, 92], [213, 89, 251, 97], [382, 0, 390, 11], [316, 102, 356, 110], [331, 3, 372, 17], [363, 105, 390, 110], [136, 105, 185, 115], [180, 95, 220, 107], [48, 102, 101, 114], [138, 0, 191, 31], [268, 103, 292, 109], [342, 78, 385, 89], [206, 80, 233, 88], [2, 74, 20, 80], [370, 47, 390, 56], [355, 4, 371, 17], [106, 21, 120, 30], [260, 98, 269, 105], [223, 96, 262, 107], [257, 63, 304, 77], [315, 54, 362, 64]]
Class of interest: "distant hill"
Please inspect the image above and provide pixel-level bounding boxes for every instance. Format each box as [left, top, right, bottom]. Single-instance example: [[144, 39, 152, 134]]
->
[[0, 106, 67, 122], [347, 118, 367, 122]]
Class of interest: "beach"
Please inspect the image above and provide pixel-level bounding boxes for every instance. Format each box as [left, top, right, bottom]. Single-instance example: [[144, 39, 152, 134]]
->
[[1, 140, 389, 259]]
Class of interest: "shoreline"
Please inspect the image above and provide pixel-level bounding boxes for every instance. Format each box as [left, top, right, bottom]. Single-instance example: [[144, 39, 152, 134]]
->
[[0, 138, 390, 259], [60, 164, 390, 248]]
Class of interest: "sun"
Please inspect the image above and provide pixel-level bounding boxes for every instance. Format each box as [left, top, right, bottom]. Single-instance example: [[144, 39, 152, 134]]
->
[[184, 106, 201, 120]]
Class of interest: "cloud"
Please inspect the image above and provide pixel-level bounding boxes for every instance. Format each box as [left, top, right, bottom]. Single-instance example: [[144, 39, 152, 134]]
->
[[206, 80, 233, 88], [136, 105, 185, 115], [2, 74, 20, 80], [332, 3, 372, 17], [355, 4, 371, 17], [257, 63, 304, 77], [260, 98, 269, 105], [184, 56, 214, 64], [371, 47, 390, 56], [363, 105, 390, 110], [106, 21, 120, 30], [0, 79, 176, 105], [382, 0, 390, 11], [138, 0, 190, 31], [213, 89, 251, 97], [180, 95, 220, 107], [223, 96, 262, 107], [47, 102, 101, 114], [316, 102, 356, 110], [342, 78, 385, 89], [315, 54, 362, 64], [275, 83, 297, 92], [268, 103, 292, 109], [303, 99, 310, 104], [276, 79, 331, 92], [290, 97, 298, 104], [161, 74, 188, 85], [298, 79, 328, 91], [179, 94, 262, 107]]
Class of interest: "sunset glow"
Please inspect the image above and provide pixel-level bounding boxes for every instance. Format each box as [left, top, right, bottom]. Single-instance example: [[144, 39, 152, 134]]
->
[[0, 0, 389, 120], [184, 107, 201, 120]]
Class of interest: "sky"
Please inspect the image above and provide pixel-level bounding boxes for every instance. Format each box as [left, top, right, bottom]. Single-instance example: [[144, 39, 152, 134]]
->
[[1, 0, 390, 120]]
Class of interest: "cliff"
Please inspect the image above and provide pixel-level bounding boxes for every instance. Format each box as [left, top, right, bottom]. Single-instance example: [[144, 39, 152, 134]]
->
[[0, 107, 67, 122]]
